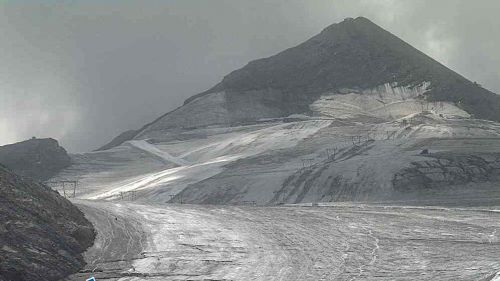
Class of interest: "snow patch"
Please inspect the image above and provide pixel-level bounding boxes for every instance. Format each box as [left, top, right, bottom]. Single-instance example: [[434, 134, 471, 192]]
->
[[128, 140, 190, 166], [310, 82, 470, 120]]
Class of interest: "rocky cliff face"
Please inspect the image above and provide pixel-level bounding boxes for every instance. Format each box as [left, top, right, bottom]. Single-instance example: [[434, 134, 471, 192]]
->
[[0, 138, 71, 181], [0, 165, 95, 281]]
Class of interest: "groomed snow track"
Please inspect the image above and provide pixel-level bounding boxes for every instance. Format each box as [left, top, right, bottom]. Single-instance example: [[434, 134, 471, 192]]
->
[[69, 201, 500, 281]]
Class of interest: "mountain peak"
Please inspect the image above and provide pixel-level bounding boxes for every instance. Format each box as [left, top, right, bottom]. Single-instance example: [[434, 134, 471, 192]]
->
[[99, 16, 500, 146], [322, 16, 374, 30], [193, 16, 439, 99], [319, 16, 384, 38], [181, 16, 498, 121]]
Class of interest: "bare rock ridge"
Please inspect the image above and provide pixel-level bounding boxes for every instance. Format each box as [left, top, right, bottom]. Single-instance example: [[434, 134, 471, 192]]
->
[[0, 164, 95, 281], [98, 16, 500, 148], [0, 138, 71, 182]]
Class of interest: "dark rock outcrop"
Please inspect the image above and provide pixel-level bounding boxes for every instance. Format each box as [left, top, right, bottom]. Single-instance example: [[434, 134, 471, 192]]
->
[[393, 153, 500, 192], [0, 138, 71, 181], [0, 164, 95, 281]]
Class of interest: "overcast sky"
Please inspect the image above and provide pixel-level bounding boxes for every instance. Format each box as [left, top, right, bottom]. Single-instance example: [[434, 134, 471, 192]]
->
[[1, 0, 499, 152]]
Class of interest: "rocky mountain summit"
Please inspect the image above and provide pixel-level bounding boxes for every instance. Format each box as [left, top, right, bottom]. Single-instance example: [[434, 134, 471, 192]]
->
[[192, 17, 499, 118], [0, 164, 95, 281], [100, 17, 500, 147], [0, 138, 71, 182]]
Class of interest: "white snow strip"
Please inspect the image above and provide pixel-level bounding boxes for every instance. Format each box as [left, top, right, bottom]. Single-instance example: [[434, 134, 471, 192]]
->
[[85, 155, 240, 200], [128, 140, 190, 166]]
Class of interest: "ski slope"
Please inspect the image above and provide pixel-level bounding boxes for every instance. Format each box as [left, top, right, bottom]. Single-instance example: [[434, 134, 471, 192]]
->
[[55, 82, 500, 281], [128, 140, 190, 166], [69, 201, 500, 281], [63, 120, 331, 202], [54, 93, 500, 205]]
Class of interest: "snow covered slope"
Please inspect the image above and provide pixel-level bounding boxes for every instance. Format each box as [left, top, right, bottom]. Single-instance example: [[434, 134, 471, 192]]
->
[[69, 200, 500, 281], [310, 82, 469, 120], [57, 120, 332, 202], [54, 98, 500, 206], [54, 17, 500, 206]]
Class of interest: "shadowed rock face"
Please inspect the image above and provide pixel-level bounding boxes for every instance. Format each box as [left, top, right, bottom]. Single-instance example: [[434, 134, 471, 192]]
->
[[193, 17, 439, 98], [0, 165, 95, 281], [0, 138, 71, 181]]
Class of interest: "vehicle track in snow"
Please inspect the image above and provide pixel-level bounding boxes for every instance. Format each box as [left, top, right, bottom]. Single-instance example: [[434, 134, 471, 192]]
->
[[70, 201, 500, 281]]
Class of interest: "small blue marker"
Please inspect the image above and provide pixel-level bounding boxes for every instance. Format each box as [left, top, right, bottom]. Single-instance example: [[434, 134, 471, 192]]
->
[[86, 277, 96, 281]]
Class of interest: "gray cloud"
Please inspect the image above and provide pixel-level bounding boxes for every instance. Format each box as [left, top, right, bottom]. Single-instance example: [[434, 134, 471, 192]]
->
[[1, 0, 499, 152]]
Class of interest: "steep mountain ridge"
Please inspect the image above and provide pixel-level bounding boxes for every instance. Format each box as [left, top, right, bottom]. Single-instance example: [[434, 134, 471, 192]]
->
[[191, 17, 453, 98]]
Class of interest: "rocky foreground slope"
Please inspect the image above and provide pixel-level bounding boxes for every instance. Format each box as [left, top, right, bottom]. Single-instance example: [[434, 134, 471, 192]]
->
[[0, 138, 71, 182], [0, 165, 95, 281]]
